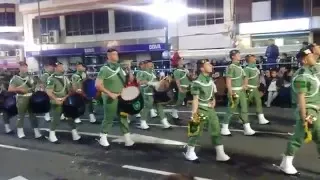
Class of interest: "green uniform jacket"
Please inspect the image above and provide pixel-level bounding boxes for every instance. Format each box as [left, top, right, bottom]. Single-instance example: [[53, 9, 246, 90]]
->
[[9, 73, 36, 95], [40, 72, 51, 85], [191, 73, 217, 111], [136, 69, 157, 95], [97, 62, 126, 94], [225, 62, 246, 90], [244, 64, 259, 88], [46, 73, 71, 99], [173, 67, 191, 88], [71, 71, 86, 90], [291, 67, 320, 108]]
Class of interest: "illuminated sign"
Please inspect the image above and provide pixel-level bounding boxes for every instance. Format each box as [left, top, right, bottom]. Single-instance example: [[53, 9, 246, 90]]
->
[[239, 18, 310, 35]]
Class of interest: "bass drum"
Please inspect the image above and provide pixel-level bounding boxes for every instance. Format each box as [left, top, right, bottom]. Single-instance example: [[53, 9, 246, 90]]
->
[[153, 78, 174, 104], [30, 91, 51, 114], [118, 86, 144, 115], [82, 79, 99, 99], [3, 92, 17, 117], [62, 93, 86, 119]]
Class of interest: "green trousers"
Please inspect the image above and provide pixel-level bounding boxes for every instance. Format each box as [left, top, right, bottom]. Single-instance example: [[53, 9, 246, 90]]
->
[[285, 108, 320, 156], [101, 94, 129, 134], [247, 88, 263, 114], [141, 94, 165, 121], [175, 89, 187, 106], [188, 107, 222, 146], [16, 96, 39, 128], [50, 104, 76, 131], [223, 90, 249, 124]]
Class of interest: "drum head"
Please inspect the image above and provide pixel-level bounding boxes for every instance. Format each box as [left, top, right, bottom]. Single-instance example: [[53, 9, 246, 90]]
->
[[121, 86, 139, 101], [63, 93, 86, 119], [83, 79, 97, 99], [30, 91, 51, 114]]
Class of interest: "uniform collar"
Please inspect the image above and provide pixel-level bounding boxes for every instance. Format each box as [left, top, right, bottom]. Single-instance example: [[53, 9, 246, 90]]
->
[[108, 62, 120, 70], [232, 61, 240, 66], [248, 63, 256, 68], [54, 72, 64, 77], [76, 70, 83, 75], [199, 73, 211, 83], [19, 72, 28, 77], [146, 68, 153, 73]]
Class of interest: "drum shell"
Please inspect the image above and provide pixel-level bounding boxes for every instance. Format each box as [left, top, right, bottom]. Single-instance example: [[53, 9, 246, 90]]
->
[[3, 92, 17, 117], [62, 93, 86, 119], [118, 92, 144, 115], [30, 91, 51, 114], [82, 79, 99, 99], [153, 79, 172, 103]]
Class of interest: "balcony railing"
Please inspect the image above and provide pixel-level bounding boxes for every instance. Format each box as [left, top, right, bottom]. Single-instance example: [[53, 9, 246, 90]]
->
[[19, 0, 47, 4]]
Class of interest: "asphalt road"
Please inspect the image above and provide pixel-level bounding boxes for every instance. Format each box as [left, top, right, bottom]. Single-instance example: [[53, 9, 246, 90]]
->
[[0, 106, 319, 180]]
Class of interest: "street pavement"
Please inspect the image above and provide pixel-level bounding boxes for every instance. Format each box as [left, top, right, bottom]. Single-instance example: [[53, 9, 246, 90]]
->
[[0, 105, 319, 180]]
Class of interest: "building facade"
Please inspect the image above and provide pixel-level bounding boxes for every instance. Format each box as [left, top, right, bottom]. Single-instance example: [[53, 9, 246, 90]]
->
[[0, 0, 24, 70], [235, 0, 320, 56], [19, 0, 234, 72]]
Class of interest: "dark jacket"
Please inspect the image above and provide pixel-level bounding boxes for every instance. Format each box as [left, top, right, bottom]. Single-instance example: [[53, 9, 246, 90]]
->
[[265, 44, 279, 60]]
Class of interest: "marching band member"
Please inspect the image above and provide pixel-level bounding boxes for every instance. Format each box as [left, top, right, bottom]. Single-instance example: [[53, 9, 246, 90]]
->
[[221, 50, 256, 136], [46, 62, 81, 143], [40, 63, 54, 122], [244, 54, 270, 125], [8, 62, 42, 139], [136, 60, 171, 130], [71, 62, 97, 124], [135, 62, 157, 119], [95, 48, 134, 148], [184, 59, 230, 162], [172, 57, 191, 124], [278, 47, 320, 175]]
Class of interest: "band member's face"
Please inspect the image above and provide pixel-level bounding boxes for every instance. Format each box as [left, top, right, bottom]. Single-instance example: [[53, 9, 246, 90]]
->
[[139, 64, 144, 69], [56, 65, 64, 73], [248, 56, 256, 63], [146, 62, 153, 69], [232, 53, 241, 61], [305, 53, 316, 66], [19, 65, 28, 73], [178, 59, 183, 66], [45, 66, 54, 72], [202, 62, 213, 73], [312, 43, 320, 57], [76, 65, 85, 72], [107, 51, 119, 62]]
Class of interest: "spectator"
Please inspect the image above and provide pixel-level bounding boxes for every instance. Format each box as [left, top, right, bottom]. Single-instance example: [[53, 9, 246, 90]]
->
[[265, 69, 278, 107], [265, 39, 279, 69], [275, 69, 293, 107]]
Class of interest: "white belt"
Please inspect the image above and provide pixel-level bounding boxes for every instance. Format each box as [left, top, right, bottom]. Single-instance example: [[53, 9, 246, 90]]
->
[[247, 85, 257, 88], [199, 102, 210, 107], [231, 87, 243, 90], [144, 93, 153, 96], [180, 85, 189, 88], [17, 93, 32, 97]]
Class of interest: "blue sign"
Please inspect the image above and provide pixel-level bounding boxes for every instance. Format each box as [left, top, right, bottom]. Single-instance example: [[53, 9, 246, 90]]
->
[[26, 43, 166, 57]]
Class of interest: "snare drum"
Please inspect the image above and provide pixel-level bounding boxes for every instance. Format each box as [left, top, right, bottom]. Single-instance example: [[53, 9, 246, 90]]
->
[[118, 86, 144, 115]]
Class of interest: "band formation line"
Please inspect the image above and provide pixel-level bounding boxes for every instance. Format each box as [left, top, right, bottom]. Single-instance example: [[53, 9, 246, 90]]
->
[[1, 44, 320, 177]]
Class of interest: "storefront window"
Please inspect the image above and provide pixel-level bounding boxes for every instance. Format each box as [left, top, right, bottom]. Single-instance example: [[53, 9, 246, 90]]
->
[[251, 33, 308, 47]]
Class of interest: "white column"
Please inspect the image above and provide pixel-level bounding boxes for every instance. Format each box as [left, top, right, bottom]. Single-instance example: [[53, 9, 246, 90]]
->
[[59, 15, 66, 42], [108, 10, 115, 34]]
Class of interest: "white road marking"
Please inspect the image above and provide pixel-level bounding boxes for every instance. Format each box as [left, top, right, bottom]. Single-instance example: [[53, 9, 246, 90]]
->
[[112, 134, 186, 146], [122, 165, 212, 180], [0, 144, 28, 151], [8, 176, 29, 180], [40, 128, 187, 146]]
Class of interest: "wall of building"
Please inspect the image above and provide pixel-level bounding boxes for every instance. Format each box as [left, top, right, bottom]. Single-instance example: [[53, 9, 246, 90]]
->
[[21, 0, 234, 53]]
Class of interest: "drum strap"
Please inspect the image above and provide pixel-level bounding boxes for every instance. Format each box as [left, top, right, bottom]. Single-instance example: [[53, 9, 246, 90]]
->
[[116, 70, 127, 86]]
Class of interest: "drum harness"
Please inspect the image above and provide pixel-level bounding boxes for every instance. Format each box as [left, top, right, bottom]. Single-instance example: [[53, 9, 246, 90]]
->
[[13, 75, 34, 97], [50, 75, 70, 100]]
